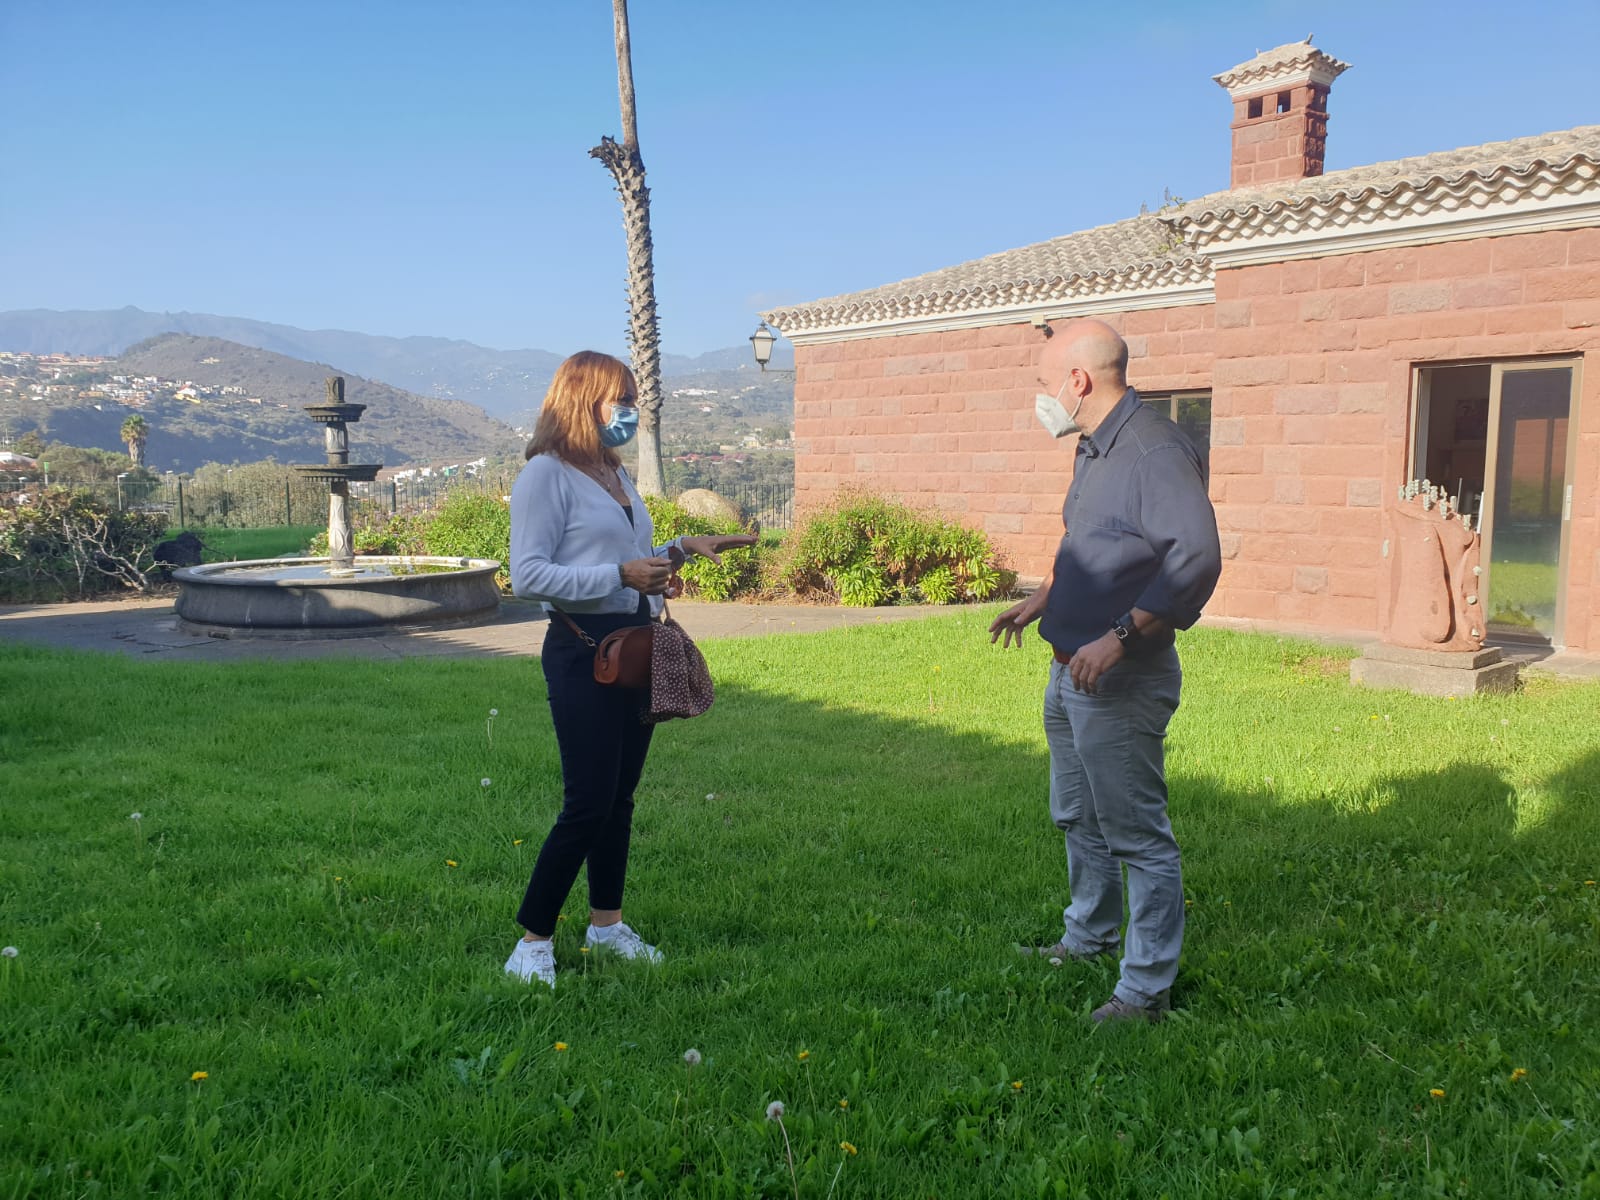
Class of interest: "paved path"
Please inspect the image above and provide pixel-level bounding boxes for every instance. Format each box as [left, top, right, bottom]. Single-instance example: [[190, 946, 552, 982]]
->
[[4, 595, 1596, 678], [0, 595, 965, 662]]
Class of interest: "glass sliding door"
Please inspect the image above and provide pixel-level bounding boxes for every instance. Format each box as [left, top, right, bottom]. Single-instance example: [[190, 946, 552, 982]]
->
[[1482, 364, 1578, 642], [1411, 359, 1580, 645]]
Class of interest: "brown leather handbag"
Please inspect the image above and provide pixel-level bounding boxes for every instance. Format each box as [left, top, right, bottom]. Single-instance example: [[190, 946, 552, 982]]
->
[[548, 600, 714, 721], [552, 609, 654, 688]]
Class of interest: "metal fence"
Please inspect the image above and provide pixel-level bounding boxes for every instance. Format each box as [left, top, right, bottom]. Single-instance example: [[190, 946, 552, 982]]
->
[[4, 472, 795, 531], [0, 471, 516, 528], [694, 481, 794, 530]]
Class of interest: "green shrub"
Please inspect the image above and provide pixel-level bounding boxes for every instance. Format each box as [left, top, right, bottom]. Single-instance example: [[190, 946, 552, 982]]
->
[[423, 495, 512, 589], [642, 495, 761, 602], [0, 488, 167, 601], [775, 489, 1017, 607], [307, 512, 430, 558]]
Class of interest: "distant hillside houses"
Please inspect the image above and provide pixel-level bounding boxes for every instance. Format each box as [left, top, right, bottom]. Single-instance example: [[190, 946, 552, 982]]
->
[[0, 351, 269, 409], [384, 456, 489, 485]]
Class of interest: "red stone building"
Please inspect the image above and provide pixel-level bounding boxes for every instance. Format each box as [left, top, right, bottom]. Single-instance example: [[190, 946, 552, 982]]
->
[[766, 41, 1600, 652]]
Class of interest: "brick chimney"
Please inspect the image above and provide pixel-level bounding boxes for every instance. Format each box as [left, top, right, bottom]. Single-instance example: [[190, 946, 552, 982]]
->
[[1214, 38, 1350, 189]]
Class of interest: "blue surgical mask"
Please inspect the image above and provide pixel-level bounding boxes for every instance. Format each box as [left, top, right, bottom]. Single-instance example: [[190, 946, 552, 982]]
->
[[600, 403, 639, 447], [1035, 378, 1085, 439]]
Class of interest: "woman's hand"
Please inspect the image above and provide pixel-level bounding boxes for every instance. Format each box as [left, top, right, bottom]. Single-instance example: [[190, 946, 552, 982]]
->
[[620, 556, 675, 595], [679, 533, 758, 565]]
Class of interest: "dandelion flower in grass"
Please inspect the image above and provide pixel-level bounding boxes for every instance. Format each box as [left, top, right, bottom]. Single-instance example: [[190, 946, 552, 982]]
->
[[554, 1042, 569, 1052], [613, 1170, 625, 1179], [683, 1048, 702, 1067], [513, 839, 524, 847], [1511, 1068, 1529, 1082], [1586, 880, 1597, 887], [129, 812, 142, 821], [839, 1099, 849, 1109], [1429, 1088, 1445, 1099], [1501, 718, 1509, 726], [481, 778, 492, 788], [445, 859, 458, 868], [190, 1071, 208, 1082], [1, 946, 17, 958], [1011, 1080, 1024, 1092], [706, 793, 717, 802], [766, 1100, 785, 1121], [840, 1141, 858, 1155], [489, 708, 499, 717], [797, 1050, 810, 1062]]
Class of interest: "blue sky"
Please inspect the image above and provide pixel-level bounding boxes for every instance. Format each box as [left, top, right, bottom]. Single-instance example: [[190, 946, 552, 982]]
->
[[4, 0, 1597, 358]]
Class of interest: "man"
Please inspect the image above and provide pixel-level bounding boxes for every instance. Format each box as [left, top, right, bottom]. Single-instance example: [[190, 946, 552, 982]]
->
[[989, 319, 1221, 1024]]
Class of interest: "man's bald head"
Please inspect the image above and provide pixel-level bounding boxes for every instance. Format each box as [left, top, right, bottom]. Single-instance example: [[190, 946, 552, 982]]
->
[[1040, 319, 1129, 393]]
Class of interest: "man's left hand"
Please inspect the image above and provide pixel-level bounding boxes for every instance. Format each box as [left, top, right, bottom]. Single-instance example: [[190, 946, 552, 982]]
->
[[1069, 631, 1124, 694]]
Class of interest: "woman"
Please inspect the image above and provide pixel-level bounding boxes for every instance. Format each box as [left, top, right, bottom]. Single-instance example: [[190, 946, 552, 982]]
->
[[505, 350, 755, 989]]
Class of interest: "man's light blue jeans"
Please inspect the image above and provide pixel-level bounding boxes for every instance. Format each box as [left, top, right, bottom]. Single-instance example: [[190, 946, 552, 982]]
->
[[1043, 645, 1184, 1007]]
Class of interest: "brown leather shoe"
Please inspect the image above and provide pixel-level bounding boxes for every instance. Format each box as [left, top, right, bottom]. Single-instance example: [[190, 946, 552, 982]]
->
[[1090, 993, 1171, 1024]]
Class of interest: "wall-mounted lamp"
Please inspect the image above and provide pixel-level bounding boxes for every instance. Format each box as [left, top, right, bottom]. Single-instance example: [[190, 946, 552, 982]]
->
[[749, 321, 777, 371], [1030, 315, 1053, 336], [749, 320, 796, 376]]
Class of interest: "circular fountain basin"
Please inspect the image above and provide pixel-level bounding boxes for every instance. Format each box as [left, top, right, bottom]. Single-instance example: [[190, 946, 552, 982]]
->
[[173, 556, 502, 635]]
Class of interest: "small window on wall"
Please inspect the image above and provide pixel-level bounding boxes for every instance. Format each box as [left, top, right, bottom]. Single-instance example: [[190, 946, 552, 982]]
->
[[1143, 393, 1212, 481]]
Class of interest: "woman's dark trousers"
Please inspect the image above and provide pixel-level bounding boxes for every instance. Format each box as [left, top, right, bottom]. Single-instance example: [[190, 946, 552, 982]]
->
[[517, 609, 654, 935]]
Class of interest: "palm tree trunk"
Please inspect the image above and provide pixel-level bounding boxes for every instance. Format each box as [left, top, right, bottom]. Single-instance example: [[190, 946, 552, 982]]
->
[[590, 0, 665, 496]]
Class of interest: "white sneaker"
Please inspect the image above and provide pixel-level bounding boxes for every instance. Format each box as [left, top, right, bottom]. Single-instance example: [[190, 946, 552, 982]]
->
[[504, 938, 556, 988], [585, 921, 663, 964]]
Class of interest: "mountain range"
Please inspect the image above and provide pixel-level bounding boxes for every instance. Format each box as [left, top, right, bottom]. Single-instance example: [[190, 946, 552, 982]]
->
[[0, 306, 795, 424]]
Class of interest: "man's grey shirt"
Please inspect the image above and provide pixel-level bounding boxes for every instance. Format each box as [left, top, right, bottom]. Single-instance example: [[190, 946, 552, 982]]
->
[[1038, 387, 1222, 657]]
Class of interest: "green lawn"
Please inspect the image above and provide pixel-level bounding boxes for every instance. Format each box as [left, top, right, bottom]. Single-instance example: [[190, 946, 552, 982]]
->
[[2, 614, 1597, 1198], [168, 524, 323, 563]]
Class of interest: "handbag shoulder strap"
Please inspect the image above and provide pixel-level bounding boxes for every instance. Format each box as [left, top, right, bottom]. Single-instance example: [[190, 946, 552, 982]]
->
[[548, 606, 597, 647], [549, 603, 665, 647]]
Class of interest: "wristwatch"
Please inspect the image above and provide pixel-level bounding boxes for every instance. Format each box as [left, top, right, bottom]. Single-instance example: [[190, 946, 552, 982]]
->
[[1111, 613, 1139, 650]]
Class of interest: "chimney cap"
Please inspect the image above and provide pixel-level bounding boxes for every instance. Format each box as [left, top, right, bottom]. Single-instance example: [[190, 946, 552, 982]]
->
[[1214, 38, 1350, 96]]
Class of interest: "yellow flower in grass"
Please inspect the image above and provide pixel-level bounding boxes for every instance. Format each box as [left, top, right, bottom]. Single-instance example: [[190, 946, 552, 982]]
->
[[1511, 1068, 1529, 1082], [445, 860, 458, 868], [554, 1042, 569, 1052], [1429, 1088, 1445, 1099], [613, 1170, 625, 1179], [840, 1141, 858, 1156], [1586, 880, 1597, 887], [1011, 1080, 1024, 1092], [839, 1099, 849, 1109], [797, 1050, 810, 1061], [190, 1071, 208, 1082], [513, 839, 524, 846]]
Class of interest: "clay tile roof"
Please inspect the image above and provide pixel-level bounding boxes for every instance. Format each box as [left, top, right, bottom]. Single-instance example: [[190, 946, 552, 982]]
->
[[1175, 124, 1600, 226], [764, 215, 1204, 335], [1212, 38, 1351, 92]]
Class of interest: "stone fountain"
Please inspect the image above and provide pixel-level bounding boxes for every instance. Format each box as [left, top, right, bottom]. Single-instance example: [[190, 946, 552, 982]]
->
[[173, 376, 501, 634]]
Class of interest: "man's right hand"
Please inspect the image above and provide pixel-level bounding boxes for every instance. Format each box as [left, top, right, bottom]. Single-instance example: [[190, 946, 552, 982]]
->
[[989, 596, 1045, 648], [620, 556, 674, 595]]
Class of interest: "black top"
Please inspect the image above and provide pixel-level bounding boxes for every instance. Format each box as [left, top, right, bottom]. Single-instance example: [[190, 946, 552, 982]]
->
[[1038, 387, 1222, 656]]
